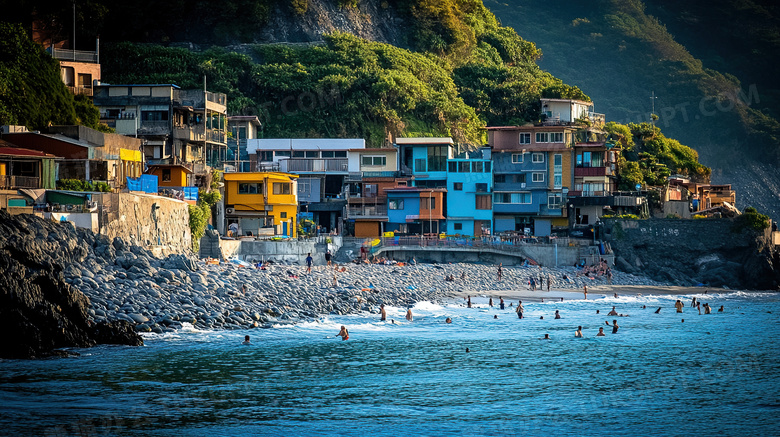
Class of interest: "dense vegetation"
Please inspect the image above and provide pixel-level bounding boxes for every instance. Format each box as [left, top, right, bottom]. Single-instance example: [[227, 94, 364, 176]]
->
[[101, 4, 587, 146], [485, 0, 780, 166], [0, 23, 107, 131]]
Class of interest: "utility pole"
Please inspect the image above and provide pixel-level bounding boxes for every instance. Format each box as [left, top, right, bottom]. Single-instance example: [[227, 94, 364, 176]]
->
[[72, 1, 76, 59], [650, 91, 658, 127]]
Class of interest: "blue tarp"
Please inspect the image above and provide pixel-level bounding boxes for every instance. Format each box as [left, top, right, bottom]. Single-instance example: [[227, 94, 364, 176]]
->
[[183, 187, 199, 201], [127, 175, 159, 194]]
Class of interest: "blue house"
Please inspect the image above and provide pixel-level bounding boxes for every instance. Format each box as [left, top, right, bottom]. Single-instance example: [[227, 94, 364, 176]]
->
[[385, 187, 446, 235], [396, 137, 454, 188], [445, 147, 493, 237]]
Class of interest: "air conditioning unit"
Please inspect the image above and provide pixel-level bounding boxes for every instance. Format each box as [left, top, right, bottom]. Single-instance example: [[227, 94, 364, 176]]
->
[[225, 207, 235, 214], [521, 183, 526, 188]]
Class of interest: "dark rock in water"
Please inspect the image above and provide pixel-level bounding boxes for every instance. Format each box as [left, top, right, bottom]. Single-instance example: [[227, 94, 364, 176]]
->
[[0, 211, 143, 359], [91, 321, 144, 346]]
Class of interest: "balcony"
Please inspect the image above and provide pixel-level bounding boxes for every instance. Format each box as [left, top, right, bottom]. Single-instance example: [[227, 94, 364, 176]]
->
[[567, 190, 609, 197], [588, 112, 606, 126], [574, 167, 610, 177], [138, 120, 170, 135], [0, 175, 40, 189], [280, 158, 348, 173], [67, 85, 93, 96], [348, 204, 388, 219], [174, 126, 205, 141], [49, 48, 98, 63]]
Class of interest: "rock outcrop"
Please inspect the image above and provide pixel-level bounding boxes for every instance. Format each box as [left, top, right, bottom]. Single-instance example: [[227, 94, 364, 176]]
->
[[604, 218, 780, 290], [0, 211, 142, 359]]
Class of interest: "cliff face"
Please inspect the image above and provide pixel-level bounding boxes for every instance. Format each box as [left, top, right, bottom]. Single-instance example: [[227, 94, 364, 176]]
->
[[605, 218, 780, 290], [257, 0, 406, 46], [0, 211, 142, 359]]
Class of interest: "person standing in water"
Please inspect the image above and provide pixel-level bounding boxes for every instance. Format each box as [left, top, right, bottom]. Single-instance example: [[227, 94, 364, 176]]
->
[[489, 297, 494, 307], [337, 326, 349, 341], [380, 304, 387, 321], [516, 301, 524, 319], [467, 296, 472, 308], [606, 319, 619, 333], [575, 326, 583, 338], [499, 297, 505, 310], [242, 335, 251, 345], [597, 327, 606, 337], [406, 308, 413, 321], [583, 285, 588, 300], [554, 310, 561, 319], [675, 300, 684, 313]]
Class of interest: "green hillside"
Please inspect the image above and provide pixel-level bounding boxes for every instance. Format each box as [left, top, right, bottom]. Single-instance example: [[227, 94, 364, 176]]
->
[[485, 0, 780, 167]]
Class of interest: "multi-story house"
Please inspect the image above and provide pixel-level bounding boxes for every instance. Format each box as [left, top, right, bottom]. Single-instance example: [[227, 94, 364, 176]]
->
[[397, 137, 454, 188], [34, 25, 101, 98], [246, 138, 363, 233], [93, 84, 227, 187], [222, 172, 298, 238], [0, 139, 57, 190], [385, 187, 447, 235], [343, 147, 408, 237], [445, 148, 493, 237], [226, 116, 262, 172], [568, 138, 623, 227], [487, 125, 576, 236], [1, 125, 143, 189]]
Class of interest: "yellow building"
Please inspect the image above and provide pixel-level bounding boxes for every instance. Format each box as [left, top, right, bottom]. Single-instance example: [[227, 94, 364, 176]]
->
[[147, 164, 193, 188], [223, 172, 298, 238]]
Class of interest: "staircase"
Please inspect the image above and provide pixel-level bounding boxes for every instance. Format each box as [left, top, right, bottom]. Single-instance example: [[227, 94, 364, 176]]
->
[[198, 229, 223, 259]]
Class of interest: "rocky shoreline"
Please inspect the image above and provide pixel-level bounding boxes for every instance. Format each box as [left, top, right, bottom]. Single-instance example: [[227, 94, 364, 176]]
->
[[0, 211, 693, 357]]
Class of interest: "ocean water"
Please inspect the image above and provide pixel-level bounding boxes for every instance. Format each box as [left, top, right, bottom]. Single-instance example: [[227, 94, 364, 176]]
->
[[1, 292, 779, 437]]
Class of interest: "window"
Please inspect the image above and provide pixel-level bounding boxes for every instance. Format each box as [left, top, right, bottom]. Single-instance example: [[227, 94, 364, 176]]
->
[[454, 223, 463, 231], [472, 161, 483, 173], [512, 153, 524, 164], [532, 173, 545, 183], [453, 182, 463, 191], [293, 151, 305, 158], [550, 132, 564, 143], [582, 151, 592, 168], [475, 183, 488, 193], [548, 194, 563, 209], [475, 194, 492, 210], [415, 158, 427, 172], [141, 110, 168, 121], [260, 151, 274, 161], [273, 182, 291, 195], [493, 193, 531, 204], [448, 161, 457, 172], [389, 199, 404, 210], [554, 154, 563, 189], [485, 162, 491, 172], [275, 151, 291, 158], [494, 174, 506, 184], [321, 151, 335, 158], [238, 183, 261, 194], [422, 196, 436, 209], [514, 174, 526, 184], [532, 153, 545, 163], [536, 132, 549, 143], [280, 212, 287, 218], [162, 169, 171, 182], [457, 162, 470, 173], [305, 151, 318, 158], [334, 151, 347, 158], [428, 145, 447, 172], [519, 132, 531, 144], [362, 156, 387, 166]]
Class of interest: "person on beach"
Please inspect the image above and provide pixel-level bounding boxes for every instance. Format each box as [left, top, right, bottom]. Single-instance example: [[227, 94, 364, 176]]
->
[[575, 326, 583, 338], [325, 249, 332, 267], [461, 271, 466, 280], [406, 308, 413, 322], [554, 310, 561, 319], [547, 275, 551, 292], [332, 275, 338, 288], [608, 306, 618, 316], [583, 285, 588, 300], [337, 326, 349, 341], [516, 301, 524, 319], [497, 264, 503, 281], [675, 300, 684, 313], [380, 304, 387, 321], [500, 297, 505, 310], [597, 327, 606, 336], [606, 320, 619, 334], [467, 296, 472, 308], [242, 335, 251, 345], [305, 253, 313, 273]]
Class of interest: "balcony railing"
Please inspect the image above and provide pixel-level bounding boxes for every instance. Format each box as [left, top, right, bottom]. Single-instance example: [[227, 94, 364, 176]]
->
[[575, 166, 609, 177], [0, 175, 40, 189], [138, 120, 170, 134], [49, 48, 98, 63], [67, 85, 93, 96], [281, 158, 348, 173], [588, 112, 606, 126], [347, 204, 388, 218]]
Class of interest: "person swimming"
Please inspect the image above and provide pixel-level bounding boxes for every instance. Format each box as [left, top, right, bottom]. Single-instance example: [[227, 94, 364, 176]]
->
[[554, 310, 561, 319], [575, 326, 583, 338], [541, 334, 551, 340], [336, 326, 349, 341], [718, 305, 724, 312], [406, 308, 413, 321], [597, 327, 606, 337], [242, 335, 251, 345], [445, 317, 452, 324], [608, 306, 618, 316], [655, 307, 662, 314]]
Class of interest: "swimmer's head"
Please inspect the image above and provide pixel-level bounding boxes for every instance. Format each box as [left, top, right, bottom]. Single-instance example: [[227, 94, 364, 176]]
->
[[245, 335, 250, 341]]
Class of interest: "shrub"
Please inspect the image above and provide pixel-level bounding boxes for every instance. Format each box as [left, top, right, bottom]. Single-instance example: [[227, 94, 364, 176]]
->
[[732, 207, 770, 232]]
